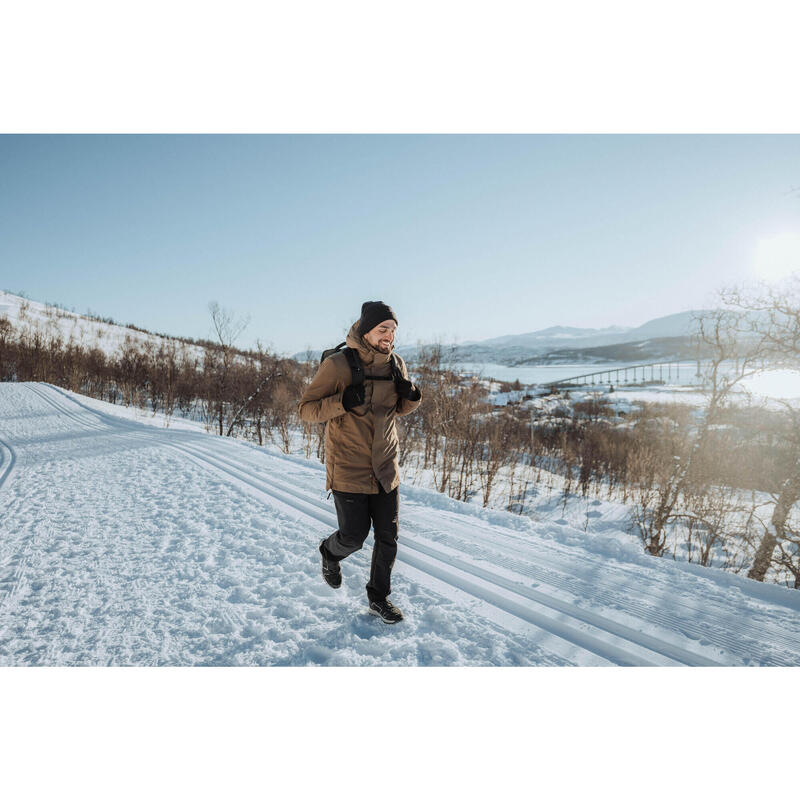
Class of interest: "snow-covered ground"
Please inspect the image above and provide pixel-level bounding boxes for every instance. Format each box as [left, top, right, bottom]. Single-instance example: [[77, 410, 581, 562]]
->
[[2, 382, 800, 666], [0, 289, 204, 359]]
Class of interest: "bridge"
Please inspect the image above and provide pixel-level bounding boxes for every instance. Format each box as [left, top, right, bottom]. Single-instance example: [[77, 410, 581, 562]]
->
[[544, 359, 702, 391]]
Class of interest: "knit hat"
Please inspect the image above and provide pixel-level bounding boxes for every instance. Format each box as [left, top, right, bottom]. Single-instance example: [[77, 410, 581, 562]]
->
[[358, 301, 398, 337]]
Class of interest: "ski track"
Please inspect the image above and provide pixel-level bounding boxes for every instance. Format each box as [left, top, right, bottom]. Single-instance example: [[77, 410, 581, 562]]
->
[[164, 438, 716, 666], [21, 386, 695, 665], [0, 413, 39, 625], [2, 381, 800, 666], [0, 434, 17, 491], [40, 396, 784, 665], [16, 386, 634, 665], [0, 384, 567, 666]]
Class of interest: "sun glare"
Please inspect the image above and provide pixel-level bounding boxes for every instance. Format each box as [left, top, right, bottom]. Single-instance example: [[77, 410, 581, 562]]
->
[[753, 233, 800, 282]]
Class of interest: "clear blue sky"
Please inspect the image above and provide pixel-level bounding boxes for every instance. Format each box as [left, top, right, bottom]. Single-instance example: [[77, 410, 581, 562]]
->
[[1, 134, 799, 354]]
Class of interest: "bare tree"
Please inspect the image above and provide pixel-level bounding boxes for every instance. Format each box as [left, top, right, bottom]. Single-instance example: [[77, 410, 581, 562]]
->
[[207, 301, 250, 436], [719, 280, 800, 582], [0, 316, 13, 380], [626, 305, 765, 559], [478, 411, 517, 508]]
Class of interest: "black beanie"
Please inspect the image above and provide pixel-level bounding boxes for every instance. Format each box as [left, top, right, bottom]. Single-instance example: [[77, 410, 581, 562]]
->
[[358, 301, 398, 336]]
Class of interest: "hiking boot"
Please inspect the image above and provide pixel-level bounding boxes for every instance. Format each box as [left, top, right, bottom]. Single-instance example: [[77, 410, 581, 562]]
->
[[319, 542, 341, 589], [368, 598, 404, 624]]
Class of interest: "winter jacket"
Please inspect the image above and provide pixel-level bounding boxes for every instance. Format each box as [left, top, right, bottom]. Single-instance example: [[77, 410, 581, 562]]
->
[[297, 322, 422, 494]]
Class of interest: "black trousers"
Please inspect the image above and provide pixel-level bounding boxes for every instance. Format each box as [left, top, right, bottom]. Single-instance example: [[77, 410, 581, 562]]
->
[[322, 485, 399, 602]]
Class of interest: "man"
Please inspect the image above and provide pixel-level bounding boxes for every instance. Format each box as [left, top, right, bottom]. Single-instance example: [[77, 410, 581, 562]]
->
[[298, 301, 422, 623]]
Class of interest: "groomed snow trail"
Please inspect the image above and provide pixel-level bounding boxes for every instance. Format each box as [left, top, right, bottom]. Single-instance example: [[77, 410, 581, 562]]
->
[[2, 383, 800, 666]]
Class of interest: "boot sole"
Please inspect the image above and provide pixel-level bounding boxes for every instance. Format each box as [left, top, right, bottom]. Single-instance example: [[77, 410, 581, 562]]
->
[[320, 543, 341, 588], [368, 608, 402, 624], [322, 572, 341, 589]]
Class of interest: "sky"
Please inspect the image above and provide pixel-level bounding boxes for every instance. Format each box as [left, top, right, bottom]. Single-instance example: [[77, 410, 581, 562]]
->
[[1, 134, 799, 355]]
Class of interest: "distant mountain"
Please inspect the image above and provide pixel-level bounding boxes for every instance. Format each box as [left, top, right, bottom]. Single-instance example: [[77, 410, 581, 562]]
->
[[516, 336, 707, 365], [381, 310, 707, 366], [626, 311, 702, 341], [473, 324, 631, 349]]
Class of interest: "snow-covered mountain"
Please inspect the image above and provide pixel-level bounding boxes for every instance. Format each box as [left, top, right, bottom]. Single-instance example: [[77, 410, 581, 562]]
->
[[2, 381, 799, 666], [467, 324, 632, 349], [496, 312, 700, 349], [402, 310, 705, 365]]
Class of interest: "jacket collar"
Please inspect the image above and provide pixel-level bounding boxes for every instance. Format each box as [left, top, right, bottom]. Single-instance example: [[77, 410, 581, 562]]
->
[[345, 321, 392, 366]]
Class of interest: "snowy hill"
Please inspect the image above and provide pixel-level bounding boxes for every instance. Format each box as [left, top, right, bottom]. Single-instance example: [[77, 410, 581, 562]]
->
[[0, 289, 205, 359], [2, 381, 799, 666]]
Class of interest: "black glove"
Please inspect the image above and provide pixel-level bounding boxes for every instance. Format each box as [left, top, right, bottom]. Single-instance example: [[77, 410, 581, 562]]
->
[[342, 383, 365, 411], [395, 376, 420, 401]]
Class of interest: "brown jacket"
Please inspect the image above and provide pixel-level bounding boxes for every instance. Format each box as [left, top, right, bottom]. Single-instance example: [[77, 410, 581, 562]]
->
[[297, 322, 422, 494]]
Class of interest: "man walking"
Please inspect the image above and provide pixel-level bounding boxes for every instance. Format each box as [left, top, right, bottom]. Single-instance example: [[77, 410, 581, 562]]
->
[[298, 301, 422, 623]]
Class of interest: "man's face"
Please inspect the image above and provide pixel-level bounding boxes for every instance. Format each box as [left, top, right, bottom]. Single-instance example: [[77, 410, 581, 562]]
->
[[363, 319, 397, 353]]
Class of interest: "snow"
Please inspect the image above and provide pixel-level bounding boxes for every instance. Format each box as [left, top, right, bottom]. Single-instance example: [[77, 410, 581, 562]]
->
[[0, 289, 205, 359], [2, 382, 800, 666]]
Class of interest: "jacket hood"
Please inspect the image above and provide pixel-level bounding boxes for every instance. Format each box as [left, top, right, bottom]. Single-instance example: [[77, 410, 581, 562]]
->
[[345, 321, 393, 366]]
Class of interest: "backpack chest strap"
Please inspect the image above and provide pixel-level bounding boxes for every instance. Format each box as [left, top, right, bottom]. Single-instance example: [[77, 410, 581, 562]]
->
[[332, 345, 400, 385]]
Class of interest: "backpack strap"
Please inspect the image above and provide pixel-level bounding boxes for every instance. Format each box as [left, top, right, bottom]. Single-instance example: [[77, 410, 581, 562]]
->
[[344, 347, 364, 386], [320, 341, 347, 363], [389, 353, 403, 382], [322, 342, 396, 386]]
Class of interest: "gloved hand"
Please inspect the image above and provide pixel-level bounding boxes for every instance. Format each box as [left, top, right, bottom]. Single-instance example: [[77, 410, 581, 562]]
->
[[395, 376, 420, 401], [342, 383, 366, 411]]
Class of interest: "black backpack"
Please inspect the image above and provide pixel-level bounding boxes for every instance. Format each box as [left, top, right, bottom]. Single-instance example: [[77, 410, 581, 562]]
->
[[320, 342, 402, 388]]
